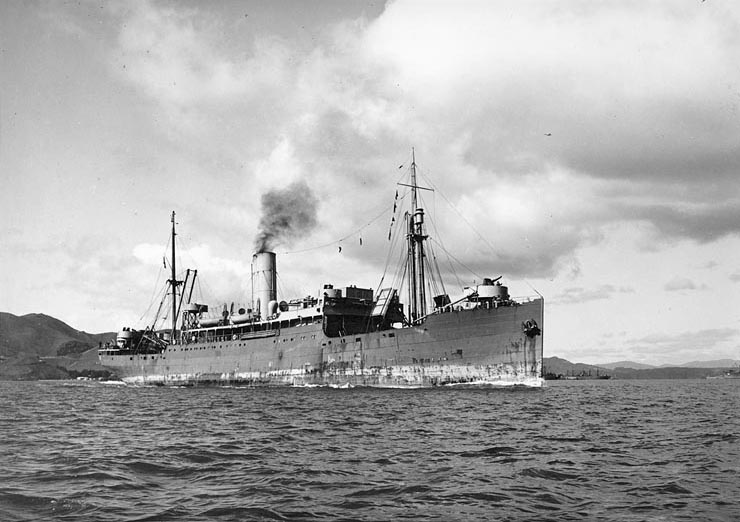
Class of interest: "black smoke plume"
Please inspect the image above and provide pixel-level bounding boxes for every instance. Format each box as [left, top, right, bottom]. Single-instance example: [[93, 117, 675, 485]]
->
[[254, 180, 318, 253]]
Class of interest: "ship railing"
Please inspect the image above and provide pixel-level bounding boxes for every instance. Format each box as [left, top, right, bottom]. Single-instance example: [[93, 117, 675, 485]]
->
[[511, 294, 544, 304], [98, 348, 122, 356], [463, 294, 541, 310], [421, 292, 543, 320], [180, 314, 325, 345]]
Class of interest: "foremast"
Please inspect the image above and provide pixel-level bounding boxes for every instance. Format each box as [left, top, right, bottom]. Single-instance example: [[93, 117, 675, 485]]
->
[[168, 211, 179, 341]]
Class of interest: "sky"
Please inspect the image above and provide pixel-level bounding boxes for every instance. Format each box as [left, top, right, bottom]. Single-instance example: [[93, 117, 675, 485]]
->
[[1, 0, 739, 365]]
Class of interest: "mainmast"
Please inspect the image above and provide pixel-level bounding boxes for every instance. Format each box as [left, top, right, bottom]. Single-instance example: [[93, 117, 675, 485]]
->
[[405, 148, 429, 323], [169, 211, 177, 340]]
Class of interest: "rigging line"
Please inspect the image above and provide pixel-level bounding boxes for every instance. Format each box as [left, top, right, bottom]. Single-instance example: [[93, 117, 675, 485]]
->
[[395, 150, 413, 177], [375, 203, 408, 294], [162, 233, 171, 265], [435, 232, 463, 293], [138, 263, 166, 324], [398, 261, 412, 325], [281, 163, 411, 256], [398, 260, 408, 305], [423, 200, 466, 292], [438, 235, 464, 292], [195, 276, 204, 305], [379, 250, 408, 321], [417, 169, 498, 257], [138, 279, 164, 325], [393, 231, 410, 306], [392, 232, 408, 289], [148, 283, 168, 331], [176, 234, 219, 303], [137, 230, 171, 324], [278, 203, 394, 255], [447, 255, 464, 293], [175, 234, 202, 275], [416, 189, 463, 291], [375, 207, 404, 292], [138, 224, 172, 325], [275, 271, 299, 302], [426, 240, 447, 297], [428, 236, 484, 282], [524, 280, 543, 299], [275, 271, 284, 302]]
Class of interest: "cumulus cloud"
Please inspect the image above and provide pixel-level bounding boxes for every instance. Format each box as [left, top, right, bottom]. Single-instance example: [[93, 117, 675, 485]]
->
[[132, 241, 249, 307], [109, 0, 740, 283], [664, 276, 701, 292], [552, 284, 635, 305], [117, 3, 277, 105], [362, 1, 740, 253], [605, 198, 740, 245], [624, 328, 740, 363], [367, 1, 740, 172], [114, 1, 294, 140]]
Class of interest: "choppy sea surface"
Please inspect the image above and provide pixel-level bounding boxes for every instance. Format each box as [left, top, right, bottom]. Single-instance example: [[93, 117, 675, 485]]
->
[[1, 379, 738, 521]]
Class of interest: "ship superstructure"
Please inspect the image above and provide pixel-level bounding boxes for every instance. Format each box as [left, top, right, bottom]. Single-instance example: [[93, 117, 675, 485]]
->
[[100, 154, 543, 387]]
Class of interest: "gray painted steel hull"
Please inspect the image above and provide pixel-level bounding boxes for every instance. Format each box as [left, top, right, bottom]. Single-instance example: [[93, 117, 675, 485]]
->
[[100, 299, 544, 387]]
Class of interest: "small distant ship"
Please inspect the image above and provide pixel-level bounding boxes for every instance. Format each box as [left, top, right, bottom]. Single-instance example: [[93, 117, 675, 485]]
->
[[99, 154, 544, 387], [718, 368, 740, 379], [544, 371, 611, 381]]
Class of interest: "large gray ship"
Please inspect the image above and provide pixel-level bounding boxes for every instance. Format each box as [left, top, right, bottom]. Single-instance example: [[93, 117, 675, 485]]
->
[[99, 156, 544, 387]]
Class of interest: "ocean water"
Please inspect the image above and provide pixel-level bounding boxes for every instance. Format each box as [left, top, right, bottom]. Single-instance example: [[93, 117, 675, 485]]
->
[[1, 379, 738, 521]]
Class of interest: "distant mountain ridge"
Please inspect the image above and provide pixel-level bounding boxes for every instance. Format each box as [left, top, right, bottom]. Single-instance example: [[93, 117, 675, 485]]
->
[[599, 359, 739, 370], [0, 312, 114, 358], [545, 356, 740, 380], [0, 312, 116, 380], [543, 356, 611, 376], [671, 359, 739, 369], [599, 360, 656, 370]]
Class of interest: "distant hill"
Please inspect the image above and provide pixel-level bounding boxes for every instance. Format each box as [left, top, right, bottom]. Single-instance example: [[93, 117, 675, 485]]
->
[[672, 359, 739, 369], [546, 356, 737, 380], [600, 359, 739, 371], [543, 356, 611, 377], [0, 312, 114, 358], [608, 366, 730, 379], [0, 312, 116, 380], [600, 361, 656, 370]]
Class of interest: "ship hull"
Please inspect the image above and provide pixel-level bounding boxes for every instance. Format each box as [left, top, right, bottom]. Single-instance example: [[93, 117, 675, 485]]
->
[[100, 299, 543, 387]]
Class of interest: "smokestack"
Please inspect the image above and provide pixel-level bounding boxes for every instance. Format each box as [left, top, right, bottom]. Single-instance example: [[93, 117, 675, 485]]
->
[[252, 252, 277, 319]]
